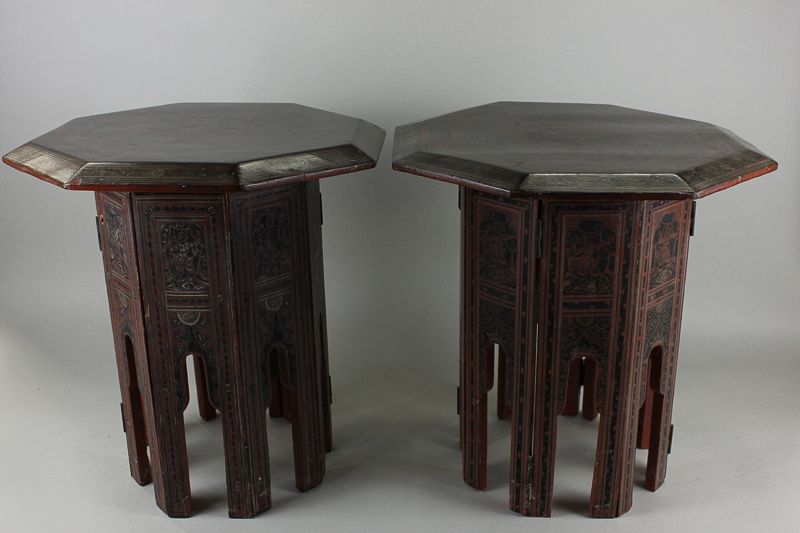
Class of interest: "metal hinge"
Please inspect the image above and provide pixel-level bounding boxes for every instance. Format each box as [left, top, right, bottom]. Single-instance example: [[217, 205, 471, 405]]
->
[[456, 386, 460, 415], [121, 403, 127, 433], [328, 375, 332, 404], [96, 216, 103, 251], [320, 193, 323, 225], [458, 188, 461, 210], [689, 201, 697, 237], [668, 424, 674, 454]]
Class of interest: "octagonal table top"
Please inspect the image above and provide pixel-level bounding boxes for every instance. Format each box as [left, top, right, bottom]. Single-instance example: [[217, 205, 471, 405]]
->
[[3, 103, 386, 193], [392, 102, 776, 198]]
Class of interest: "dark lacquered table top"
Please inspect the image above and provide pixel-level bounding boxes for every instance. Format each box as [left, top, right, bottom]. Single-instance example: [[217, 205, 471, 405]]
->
[[392, 102, 776, 198], [3, 103, 385, 193]]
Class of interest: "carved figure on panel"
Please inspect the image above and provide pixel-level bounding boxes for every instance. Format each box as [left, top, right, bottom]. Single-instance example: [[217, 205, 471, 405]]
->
[[252, 206, 292, 280], [104, 203, 128, 277], [479, 210, 518, 285], [160, 222, 209, 291], [564, 220, 616, 295], [651, 213, 679, 286]]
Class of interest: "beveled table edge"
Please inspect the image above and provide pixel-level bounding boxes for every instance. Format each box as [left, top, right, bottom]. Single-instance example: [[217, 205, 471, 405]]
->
[[3, 118, 386, 193]]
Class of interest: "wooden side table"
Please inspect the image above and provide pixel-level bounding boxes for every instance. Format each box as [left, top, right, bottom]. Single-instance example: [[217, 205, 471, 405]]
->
[[392, 102, 776, 518], [3, 103, 385, 518]]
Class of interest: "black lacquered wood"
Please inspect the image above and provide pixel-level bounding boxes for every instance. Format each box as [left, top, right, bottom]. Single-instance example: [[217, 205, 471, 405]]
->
[[393, 102, 776, 198], [3, 103, 385, 192]]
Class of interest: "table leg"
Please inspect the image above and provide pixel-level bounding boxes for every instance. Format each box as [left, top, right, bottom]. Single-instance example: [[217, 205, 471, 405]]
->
[[528, 201, 643, 518], [96, 192, 152, 487], [229, 183, 327, 493], [582, 358, 599, 420], [526, 199, 691, 518], [460, 189, 538, 494], [192, 355, 218, 421]]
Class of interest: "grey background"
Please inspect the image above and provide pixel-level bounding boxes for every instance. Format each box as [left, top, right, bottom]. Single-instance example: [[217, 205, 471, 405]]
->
[[1, 1, 798, 531]]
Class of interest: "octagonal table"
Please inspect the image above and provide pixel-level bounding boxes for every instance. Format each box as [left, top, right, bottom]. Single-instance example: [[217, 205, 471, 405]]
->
[[392, 102, 776, 518], [3, 103, 385, 518]]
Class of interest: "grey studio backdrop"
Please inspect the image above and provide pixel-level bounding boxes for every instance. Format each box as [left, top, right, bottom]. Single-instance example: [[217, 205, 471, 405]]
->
[[1, 1, 798, 531]]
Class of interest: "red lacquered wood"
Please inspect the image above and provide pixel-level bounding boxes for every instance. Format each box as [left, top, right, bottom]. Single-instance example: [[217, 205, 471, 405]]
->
[[5, 104, 384, 519], [561, 358, 582, 416], [96, 193, 153, 488], [393, 103, 774, 519], [496, 345, 512, 420], [637, 372, 655, 449], [459, 192, 692, 518], [94, 183, 336, 518], [193, 355, 218, 421], [582, 358, 599, 421], [460, 188, 539, 505]]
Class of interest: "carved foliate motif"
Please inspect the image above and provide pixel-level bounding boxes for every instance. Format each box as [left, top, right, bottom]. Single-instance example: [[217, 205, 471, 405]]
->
[[644, 299, 673, 352], [257, 294, 298, 388], [252, 206, 292, 280], [561, 316, 612, 358], [559, 315, 612, 408], [160, 222, 209, 291], [171, 311, 211, 355], [478, 299, 515, 393], [563, 220, 616, 295], [479, 210, 518, 286]]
